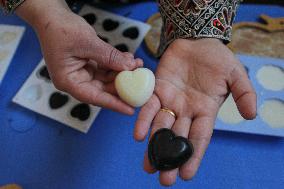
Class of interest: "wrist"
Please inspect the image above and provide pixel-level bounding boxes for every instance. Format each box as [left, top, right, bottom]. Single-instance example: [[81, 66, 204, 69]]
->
[[168, 38, 223, 53], [15, 0, 71, 33]]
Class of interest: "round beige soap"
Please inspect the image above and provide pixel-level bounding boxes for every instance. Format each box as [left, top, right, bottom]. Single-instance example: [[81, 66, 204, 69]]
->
[[115, 68, 155, 107]]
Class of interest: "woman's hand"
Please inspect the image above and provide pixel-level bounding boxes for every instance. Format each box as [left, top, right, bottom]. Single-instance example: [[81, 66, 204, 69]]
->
[[134, 38, 257, 185], [16, 0, 142, 114]]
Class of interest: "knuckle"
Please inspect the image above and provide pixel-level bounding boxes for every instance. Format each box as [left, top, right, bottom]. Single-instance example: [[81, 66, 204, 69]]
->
[[90, 90, 101, 105], [108, 48, 133, 69], [145, 100, 158, 112], [108, 48, 119, 65], [124, 52, 133, 58], [180, 170, 196, 181], [52, 74, 69, 92], [53, 79, 65, 91], [152, 121, 165, 128]]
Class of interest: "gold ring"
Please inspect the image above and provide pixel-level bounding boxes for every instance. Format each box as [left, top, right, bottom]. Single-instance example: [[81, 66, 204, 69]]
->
[[160, 108, 176, 119]]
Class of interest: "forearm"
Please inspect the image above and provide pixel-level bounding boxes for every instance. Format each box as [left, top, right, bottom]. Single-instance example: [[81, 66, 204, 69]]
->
[[157, 0, 242, 55], [1, 0, 71, 32]]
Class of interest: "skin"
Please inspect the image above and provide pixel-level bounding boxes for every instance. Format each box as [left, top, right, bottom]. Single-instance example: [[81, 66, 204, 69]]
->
[[15, 0, 257, 186]]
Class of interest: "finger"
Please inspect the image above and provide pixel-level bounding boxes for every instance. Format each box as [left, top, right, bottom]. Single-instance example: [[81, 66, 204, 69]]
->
[[144, 108, 176, 174], [93, 70, 118, 83], [135, 58, 144, 68], [87, 59, 112, 73], [85, 37, 140, 71], [95, 58, 143, 82], [69, 81, 135, 115], [179, 116, 215, 180], [96, 57, 143, 71], [159, 170, 178, 186], [150, 109, 176, 138], [92, 58, 142, 82], [143, 150, 156, 174], [103, 82, 117, 95], [171, 117, 192, 138], [122, 52, 144, 68], [229, 63, 257, 120], [134, 95, 161, 141], [123, 52, 134, 59], [159, 117, 192, 186], [85, 61, 118, 84], [94, 92, 134, 114]]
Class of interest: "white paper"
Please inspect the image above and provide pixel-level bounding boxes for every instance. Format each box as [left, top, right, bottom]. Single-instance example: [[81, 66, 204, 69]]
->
[[0, 25, 25, 83]]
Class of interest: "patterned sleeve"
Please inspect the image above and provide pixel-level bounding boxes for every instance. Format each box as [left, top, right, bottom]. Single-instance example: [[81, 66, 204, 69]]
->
[[1, 0, 25, 13], [0, 0, 5, 7], [157, 0, 242, 56]]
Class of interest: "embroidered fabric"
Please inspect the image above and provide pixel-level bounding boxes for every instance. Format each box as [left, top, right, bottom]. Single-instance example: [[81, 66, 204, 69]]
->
[[0, 0, 25, 13], [157, 0, 242, 56], [1, 0, 241, 57]]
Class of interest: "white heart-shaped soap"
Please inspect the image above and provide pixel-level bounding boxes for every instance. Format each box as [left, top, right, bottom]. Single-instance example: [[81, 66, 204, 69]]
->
[[115, 68, 155, 107]]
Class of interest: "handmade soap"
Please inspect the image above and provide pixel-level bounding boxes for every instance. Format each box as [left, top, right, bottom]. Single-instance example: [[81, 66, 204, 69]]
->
[[259, 99, 284, 128], [49, 92, 69, 109], [115, 68, 155, 107], [38, 66, 51, 81], [148, 128, 194, 171], [103, 19, 119, 31], [256, 65, 284, 91], [123, 27, 140, 39], [115, 44, 129, 52], [70, 103, 91, 121], [82, 13, 97, 25]]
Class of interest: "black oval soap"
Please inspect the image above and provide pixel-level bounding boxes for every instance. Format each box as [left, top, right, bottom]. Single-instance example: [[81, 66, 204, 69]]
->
[[148, 128, 194, 171]]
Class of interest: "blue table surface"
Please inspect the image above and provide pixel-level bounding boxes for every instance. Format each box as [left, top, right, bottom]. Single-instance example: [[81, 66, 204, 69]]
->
[[1, 3, 284, 189]]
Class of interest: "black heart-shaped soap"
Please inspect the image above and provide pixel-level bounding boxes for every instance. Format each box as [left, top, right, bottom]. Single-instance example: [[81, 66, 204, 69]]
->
[[115, 44, 129, 52], [103, 19, 120, 31], [38, 66, 51, 81], [98, 35, 109, 43], [122, 27, 139, 39], [70, 103, 91, 121], [49, 92, 69, 109], [82, 13, 97, 25], [148, 128, 194, 171]]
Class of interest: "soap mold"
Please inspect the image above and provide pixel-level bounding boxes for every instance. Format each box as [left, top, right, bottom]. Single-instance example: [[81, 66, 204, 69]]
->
[[215, 55, 284, 137]]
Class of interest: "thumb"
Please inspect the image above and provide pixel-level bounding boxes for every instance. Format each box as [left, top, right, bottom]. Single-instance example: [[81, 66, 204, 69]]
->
[[228, 62, 257, 120], [85, 37, 141, 71]]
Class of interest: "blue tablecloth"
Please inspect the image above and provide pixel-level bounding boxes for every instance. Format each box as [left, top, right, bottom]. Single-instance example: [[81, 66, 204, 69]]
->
[[1, 3, 284, 189]]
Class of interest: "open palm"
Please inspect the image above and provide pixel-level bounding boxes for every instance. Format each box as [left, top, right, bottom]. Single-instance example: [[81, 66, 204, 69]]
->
[[134, 38, 257, 186]]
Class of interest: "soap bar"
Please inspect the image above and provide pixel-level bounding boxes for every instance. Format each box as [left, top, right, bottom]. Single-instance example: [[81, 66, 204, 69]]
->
[[148, 128, 194, 171], [115, 68, 155, 107]]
